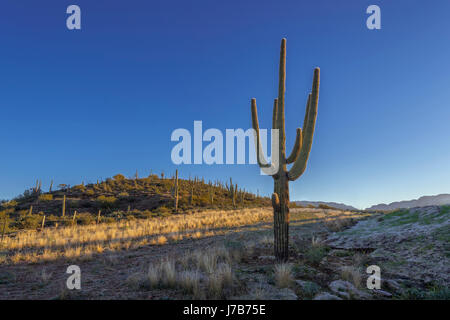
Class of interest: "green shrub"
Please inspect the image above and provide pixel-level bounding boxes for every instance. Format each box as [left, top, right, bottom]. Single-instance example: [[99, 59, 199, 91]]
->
[[304, 246, 329, 265], [2, 200, 17, 208], [39, 194, 53, 201], [318, 204, 334, 210], [97, 195, 117, 207], [73, 184, 86, 192], [16, 215, 43, 229], [76, 213, 95, 225], [113, 174, 126, 181], [118, 192, 129, 198]]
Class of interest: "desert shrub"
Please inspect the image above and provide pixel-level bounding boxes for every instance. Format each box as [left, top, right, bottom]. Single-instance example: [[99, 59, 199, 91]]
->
[[96, 195, 117, 208], [39, 194, 53, 201], [118, 192, 129, 198], [324, 218, 354, 232], [156, 206, 172, 217], [297, 280, 321, 298], [76, 212, 95, 225], [304, 245, 329, 265], [73, 184, 85, 192], [85, 189, 95, 196], [2, 200, 17, 208], [400, 288, 427, 300], [0, 213, 14, 233], [318, 204, 334, 210], [101, 216, 116, 224], [426, 286, 450, 300], [130, 210, 153, 219], [113, 174, 126, 181], [196, 195, 210, 207], [15, 214, 43, 229]]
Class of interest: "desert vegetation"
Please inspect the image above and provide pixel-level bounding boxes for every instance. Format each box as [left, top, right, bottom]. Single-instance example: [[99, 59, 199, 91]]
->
[[0, 172, 270, 236]]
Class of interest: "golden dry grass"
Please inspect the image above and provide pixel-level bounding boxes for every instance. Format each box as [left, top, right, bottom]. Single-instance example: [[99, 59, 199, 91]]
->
[[1, 208, 273, 264]]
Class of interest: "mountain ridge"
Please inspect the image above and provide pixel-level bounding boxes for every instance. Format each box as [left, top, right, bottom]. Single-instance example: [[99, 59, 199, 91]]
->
[[366, 193, 450, 211], [294, 200, 359, 211]]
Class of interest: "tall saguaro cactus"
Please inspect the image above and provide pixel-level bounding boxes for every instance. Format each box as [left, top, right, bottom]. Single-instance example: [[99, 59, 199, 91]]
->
[[251, 38, 320, 261]]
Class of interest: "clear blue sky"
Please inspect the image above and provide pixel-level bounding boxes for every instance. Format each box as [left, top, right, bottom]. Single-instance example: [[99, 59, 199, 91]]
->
[[1, 0, 449, 209]]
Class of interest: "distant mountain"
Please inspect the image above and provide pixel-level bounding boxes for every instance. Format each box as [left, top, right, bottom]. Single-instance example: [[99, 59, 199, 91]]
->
[[294, 201, 359, 211], [366, 194, 450, 211]]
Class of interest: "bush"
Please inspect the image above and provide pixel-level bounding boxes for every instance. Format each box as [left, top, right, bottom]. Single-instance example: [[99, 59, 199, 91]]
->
[[85, 189, 95, 196], [97, 195, 117, 208], [39, 194, 53, 201], [73, 184, 86, 192], [2, 200, 17, 208], [113, 174, 126, 181], [16, 215, 43, 229], [318, 204, 334, 210], [156, 206, 172, 217], [118, 192, 129, 198], [76, 213, 95, 225]]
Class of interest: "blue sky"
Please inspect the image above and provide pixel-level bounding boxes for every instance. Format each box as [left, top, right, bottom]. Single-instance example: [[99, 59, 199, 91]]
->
[[0, 0, 449, 209]]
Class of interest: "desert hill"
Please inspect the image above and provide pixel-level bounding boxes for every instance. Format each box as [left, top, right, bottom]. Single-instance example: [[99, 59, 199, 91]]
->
[[0, 173, 269, 233]]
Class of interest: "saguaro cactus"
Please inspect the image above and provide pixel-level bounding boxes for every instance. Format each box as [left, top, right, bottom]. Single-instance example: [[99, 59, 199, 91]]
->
[[62, 195, 66, 217], [174, 169, 179, 211], [251, 38, 319, 261], [189, 184, 194, 205]]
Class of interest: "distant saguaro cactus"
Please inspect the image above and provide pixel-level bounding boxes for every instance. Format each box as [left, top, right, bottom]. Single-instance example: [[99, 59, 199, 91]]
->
[[62, 195, 66, 217], [209, 185, 214, 205], [174, 169, 179, 211], [251, 38, 320, 261], [189, 185, 194, 205]]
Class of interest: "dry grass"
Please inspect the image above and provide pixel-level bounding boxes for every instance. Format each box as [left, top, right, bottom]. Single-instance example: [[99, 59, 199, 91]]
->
[[0, 208, 272, 264], [340, 266, 362, 288], [323, 217, 355, 232], [274, 263, 293, 288], [140, 243, 241, 299], [179, 270, 201, 295]]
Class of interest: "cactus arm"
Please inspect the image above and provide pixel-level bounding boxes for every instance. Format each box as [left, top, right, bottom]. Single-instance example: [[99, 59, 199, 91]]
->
[[277, 39, 287, 161], [288, 67, 320, 181], [302, 93, 311, 138], [286, 93, 310, 164], [251, 98, 271, 168], [272, 98, 278, 129], [285, 128, 302, 164]]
